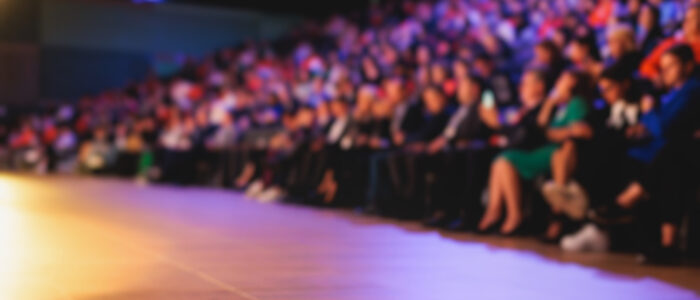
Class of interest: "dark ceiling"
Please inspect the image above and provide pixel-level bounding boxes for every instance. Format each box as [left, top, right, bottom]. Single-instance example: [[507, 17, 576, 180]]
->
[[160, 0, 374, 18]]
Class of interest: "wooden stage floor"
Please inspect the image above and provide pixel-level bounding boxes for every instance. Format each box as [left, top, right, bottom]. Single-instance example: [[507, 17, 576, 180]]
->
[[0, 173, 698, 300]]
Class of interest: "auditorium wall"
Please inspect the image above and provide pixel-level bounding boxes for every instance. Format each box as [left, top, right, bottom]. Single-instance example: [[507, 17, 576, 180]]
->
[[0, 0, 301, 104]]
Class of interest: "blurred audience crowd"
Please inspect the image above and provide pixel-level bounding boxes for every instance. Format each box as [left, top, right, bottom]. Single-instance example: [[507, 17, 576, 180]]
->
[[3, 0, 700, 264]]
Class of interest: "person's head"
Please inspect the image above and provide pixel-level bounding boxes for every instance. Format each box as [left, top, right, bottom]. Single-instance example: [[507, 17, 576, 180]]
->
[[660, 44, 697, 89], [421, 86, 447, 114], [473, 53, 494, 77], [195, 106, 209, 126], [554, 68, 592, 100], [295, 106, 315, 129], [93, 126, 108, 141], [606, 24, 637, 60], [627, 0, 643, 16], [383, 77, 404, 104], [682, 5, 700, 40], [429, 61, 448, 84], [551, 28, 572, 50], [281, 110, 297, 131], [452, 59, 470, 80], [533, 40, 561, 67], [115, 123, 128, 136], [519, 68, 548, 108], [456, 75, 485, 105], [598, 65, 632, 104], [638, 4, 660, 32], [567, 36, 597, 63], [415, 44, 432, 65]]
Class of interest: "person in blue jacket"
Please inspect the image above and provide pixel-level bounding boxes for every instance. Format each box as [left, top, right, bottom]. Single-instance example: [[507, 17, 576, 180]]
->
[[618, 44, 700, 263]]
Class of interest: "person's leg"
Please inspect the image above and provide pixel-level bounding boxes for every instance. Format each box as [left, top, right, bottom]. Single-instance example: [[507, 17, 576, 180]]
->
[[655, 142, 688, 249], [617, 181, 645, 208], [366, 152, 386, 211], [661, 223, 678, 247], [478, 158, 506, 230], [551, 140, 576, 187], [545, 141, 578, 237], [423, 152, 452, 225], [448, 148, 491, 230], [442, 151, 464, 218], [235, 146, 257, 188], [499, 158, 523, 234]]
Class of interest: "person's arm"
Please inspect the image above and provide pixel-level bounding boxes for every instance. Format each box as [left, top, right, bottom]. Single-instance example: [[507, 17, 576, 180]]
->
[[641, 83, 698, 138], [545, 127, 572, 143], [544, 97, 588, 142], [479, 105, 501, 129], [427, 136, 445, 154], [537, 98, 558, 128]]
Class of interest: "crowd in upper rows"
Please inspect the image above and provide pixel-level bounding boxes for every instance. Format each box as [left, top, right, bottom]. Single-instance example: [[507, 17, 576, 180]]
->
[[3, 0, 700, 264]]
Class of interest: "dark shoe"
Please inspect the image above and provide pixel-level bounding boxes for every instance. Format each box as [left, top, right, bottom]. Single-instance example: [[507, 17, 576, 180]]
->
[[446, 217, 474, 231], [639, 247, 682, 265], [499, 225, 525, 237], [475, 220, 502, 235], [423, 214, 451, 228]]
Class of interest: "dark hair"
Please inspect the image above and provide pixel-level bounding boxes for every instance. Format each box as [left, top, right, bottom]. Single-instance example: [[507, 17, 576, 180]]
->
[[642, 4, 661, 34], [536, 39, 563, 64], [599, 64, 631, 83], [564, 67, 595, 100], [664, 44, 696, 65], [465, 74, 487, 93], [473, 52, 493, 64], [523, 67, 553, 91], [571, 35, 601, 61], [422, 84, 446, 98]]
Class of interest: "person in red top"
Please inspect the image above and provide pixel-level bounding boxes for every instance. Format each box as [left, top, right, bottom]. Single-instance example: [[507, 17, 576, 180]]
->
[[587, 0, 615, 29], [639, 5, 700, 79]]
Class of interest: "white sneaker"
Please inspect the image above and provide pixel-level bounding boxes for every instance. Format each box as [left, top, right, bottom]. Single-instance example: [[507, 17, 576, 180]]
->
[[257, 187, 285, 203], [245, 180, 265, 198], [560, 223, 609, 252]]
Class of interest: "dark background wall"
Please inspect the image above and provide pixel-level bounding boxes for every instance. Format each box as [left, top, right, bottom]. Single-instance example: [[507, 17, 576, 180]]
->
[[0, 0, 302, 105], [0, 0, 40, 43], [0, 0, 41, 105]]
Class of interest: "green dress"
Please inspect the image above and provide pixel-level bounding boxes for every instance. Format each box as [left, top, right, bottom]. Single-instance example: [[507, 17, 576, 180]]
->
[[500, 96, 588, 179]]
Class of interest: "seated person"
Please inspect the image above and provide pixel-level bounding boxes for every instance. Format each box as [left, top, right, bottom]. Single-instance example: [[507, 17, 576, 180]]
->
[[316, 98, 353, 204], [9, 123, 42, 171], [79, 126, 117, 174], [388, 85, 451, 218], [423, 75, 500, 229], [543, 63, 645, 245], [639, 5, 700, 80], [615, 44, 700, 263], [479, 69, 590, 235]]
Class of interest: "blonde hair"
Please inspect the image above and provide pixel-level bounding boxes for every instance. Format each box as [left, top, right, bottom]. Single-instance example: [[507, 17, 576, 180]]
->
[[607, 24, 637, 53]]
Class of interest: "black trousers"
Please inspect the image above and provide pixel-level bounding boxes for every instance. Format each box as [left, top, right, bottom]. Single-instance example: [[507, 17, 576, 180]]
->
[[436, 148, 497, 222], [645, 139, 700, 225], [284, 143, 327, 200], [159, 149, 195, 185], [385, 150, 425, 218], [575, 138, 635, 211]]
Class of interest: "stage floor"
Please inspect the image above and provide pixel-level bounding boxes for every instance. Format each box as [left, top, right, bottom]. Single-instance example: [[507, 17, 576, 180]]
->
[[0, 173, 698, 300]]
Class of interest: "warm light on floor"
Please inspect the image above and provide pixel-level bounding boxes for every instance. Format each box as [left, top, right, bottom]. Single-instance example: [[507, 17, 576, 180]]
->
[[0, 175, 32, 299]]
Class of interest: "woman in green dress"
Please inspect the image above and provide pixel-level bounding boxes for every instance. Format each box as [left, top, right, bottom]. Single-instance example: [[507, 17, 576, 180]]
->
[[478, 69, 590, 234]]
